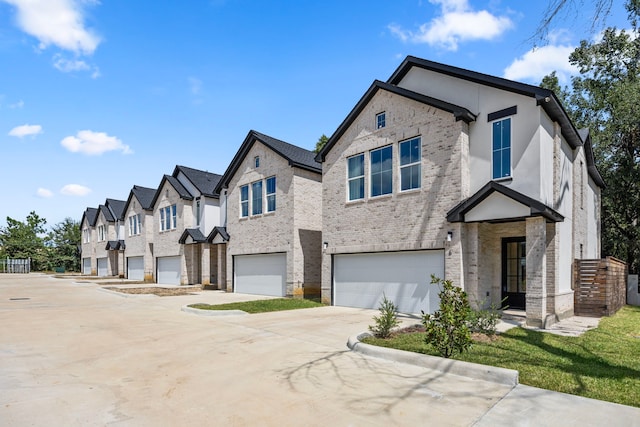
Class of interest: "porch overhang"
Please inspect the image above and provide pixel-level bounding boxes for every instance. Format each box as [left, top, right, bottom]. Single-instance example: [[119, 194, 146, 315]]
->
[[447, 181, 564, 223], [179, 228, 207, 244], [207, 226, 229, 244], [105, 240, 125, 250]]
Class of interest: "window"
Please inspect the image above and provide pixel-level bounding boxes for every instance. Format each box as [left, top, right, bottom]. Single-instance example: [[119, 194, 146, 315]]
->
[[252, 181, 263, 215], [492, 118, 511, 179], [83, 227, 90, 243], [400, 137, 421, 191], [160, 204, 177, 231], [98, 225, 105, 241], [196, 198, 201, 226], [128, 214, 141, 236], [376, 112, 386, 129], [347, 154, 365, 201], [370, 146, 393, 197], [240, 185, 249, 217], [254, 156, 260, 168], [266, 176, 276, 212]]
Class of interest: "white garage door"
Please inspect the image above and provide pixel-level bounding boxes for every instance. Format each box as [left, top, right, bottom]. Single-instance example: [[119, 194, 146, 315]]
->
[[157, 256, 181, 285], [82, 258, 91, 275], [235, 253, 286, 297], [97, 258, 108, 277], [127, 256, 144, 281], [334, 250, 444, 314]]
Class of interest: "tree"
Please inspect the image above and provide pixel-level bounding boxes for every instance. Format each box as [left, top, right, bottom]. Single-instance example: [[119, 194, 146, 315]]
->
[[313, 134, 329, 154], [47, 218, 81, 272], [0, 211, 47, 270], [532, 0, 615, 44], [545, 1, 640, 272]]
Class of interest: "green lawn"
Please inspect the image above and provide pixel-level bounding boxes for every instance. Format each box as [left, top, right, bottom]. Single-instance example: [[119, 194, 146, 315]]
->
[[188, 298, 324, 314], [363, 305, 640, 407]]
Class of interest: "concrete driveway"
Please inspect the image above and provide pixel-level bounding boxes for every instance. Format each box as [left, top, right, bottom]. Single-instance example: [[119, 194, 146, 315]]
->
[[1, 274, 639, 426]]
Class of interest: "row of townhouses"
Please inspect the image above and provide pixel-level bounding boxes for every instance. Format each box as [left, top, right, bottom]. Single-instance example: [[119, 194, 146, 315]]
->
[[81, 56, 604, 328]]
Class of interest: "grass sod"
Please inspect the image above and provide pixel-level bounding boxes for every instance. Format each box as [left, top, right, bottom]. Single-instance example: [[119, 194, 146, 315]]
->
[[188, 298, 324, 314], [362, 305, 640, 407]]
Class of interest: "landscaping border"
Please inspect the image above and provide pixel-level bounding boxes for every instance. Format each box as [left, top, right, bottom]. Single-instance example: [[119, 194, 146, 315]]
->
[[181, 305, 248, 316]]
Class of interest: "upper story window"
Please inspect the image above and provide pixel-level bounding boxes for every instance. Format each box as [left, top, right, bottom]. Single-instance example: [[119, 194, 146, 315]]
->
[[400, 137, 421, 191], [251, 180, 263, 215], [160, 204, 177, 232], [347, 154, 365, 201], [83, 227, 90, 243], [254, 156, 260, 168], [195, 198, 201, 226], [376, 112, 386, 129], [98, 225, 105, 242], [370, 145, 393, 197], [266, 176, 276, 212], [128, 214, 141, 236], [240, 185, 249, 217], [492, 118, 512, 179]]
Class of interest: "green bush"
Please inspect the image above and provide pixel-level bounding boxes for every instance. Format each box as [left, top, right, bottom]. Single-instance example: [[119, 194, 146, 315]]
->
[[369, 294, 400, 338], [422, 275, 472, 358]]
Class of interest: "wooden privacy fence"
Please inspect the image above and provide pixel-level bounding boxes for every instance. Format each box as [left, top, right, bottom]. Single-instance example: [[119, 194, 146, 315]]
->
[[0, 258, 31, 273], [574, 257, 627, 317]]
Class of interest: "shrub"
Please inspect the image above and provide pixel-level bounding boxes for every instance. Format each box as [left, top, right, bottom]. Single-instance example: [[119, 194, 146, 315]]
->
[[369, 294, 400, 338], [467, 299, 505, 336], [422, 275, 472, 358]]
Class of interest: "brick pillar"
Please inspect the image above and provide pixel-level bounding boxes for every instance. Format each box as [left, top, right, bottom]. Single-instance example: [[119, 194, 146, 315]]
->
[[526, 217, 547, 327], [201, 244, 210, 286], [465, 222, 480, 308], [218, 243, 228, 291]]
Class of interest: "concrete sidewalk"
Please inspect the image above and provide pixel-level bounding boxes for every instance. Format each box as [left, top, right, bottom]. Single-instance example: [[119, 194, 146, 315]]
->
[[1, 274, 639, 426]]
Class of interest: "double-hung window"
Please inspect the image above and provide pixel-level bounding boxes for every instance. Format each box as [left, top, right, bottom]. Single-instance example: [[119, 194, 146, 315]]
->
[[98, 225, 105, 241], [83, 228, 90, 243], [400, 137, 421, 191], [266, 176, 276, 212], [160, 205, 177, 231], [129, 214, 141, 236], [492, 118, 511, 179], [370, 146, 393, 197], [347, 154, 364, 201], [240, 185, 249, 217], [376, 112, 386, 129], [251, 181, 263, 215]]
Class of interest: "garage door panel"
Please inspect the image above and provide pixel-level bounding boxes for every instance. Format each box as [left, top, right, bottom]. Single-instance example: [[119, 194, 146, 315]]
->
[[82, 258, 91, 275], [157, 256, 181, 285], [334, 251, 444, 314], [235, 253, 286, 297], [97, 258, 108, 277], [127, 256, 144, 281]]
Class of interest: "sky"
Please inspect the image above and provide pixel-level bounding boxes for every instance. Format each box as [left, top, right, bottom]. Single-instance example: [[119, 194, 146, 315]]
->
[[0, 0, 631, 230]]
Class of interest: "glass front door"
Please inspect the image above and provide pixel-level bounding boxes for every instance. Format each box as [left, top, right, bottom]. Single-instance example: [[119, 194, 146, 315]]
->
[[502, 237, 526, 309]]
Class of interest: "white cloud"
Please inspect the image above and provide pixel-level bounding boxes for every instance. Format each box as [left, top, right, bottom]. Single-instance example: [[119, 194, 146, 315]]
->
[[60, 184, 91, 196], [188, 77, 203, 95], [2, 0, 100, 55], [388, 0, 513, 51], [8, 124, 42, 138], [52, 53, 100, 77], [9, 100, 24, 109], [503, 44, 577, 84], [61, 130, 133, 155], [36, 188, 53, 198]]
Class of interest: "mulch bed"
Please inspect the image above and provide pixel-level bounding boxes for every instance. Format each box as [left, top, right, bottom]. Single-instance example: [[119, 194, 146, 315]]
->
[[103, 287, 198, 296], [390, 324, 499, 343]]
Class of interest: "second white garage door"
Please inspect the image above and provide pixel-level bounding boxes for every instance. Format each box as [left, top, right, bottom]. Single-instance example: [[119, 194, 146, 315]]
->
[[97, 257, 108, 277], [157, 256, 181, 285], [127, 256, 144, 281], [234, 253, 286, 297], [334, 250, 444, 314]]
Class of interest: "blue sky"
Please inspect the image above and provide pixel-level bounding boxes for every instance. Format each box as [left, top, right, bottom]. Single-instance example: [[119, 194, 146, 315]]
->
[[0, 0, 631, 229]]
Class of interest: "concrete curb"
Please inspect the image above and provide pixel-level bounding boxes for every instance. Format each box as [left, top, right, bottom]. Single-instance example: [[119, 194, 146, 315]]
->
[[181, 305, 248, 316], [96, 288, 158, 298], [347, 332, 519, 387]]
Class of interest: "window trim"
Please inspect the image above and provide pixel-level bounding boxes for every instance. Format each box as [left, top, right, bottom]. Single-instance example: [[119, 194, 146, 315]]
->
[[491, 117, 512, 180], [376, 112, 386, 129], [160, 204, 177, 232], [240, 185, 249, 218], [98, 225, 105, 242], [128, 214, 141, 236], [399, 136, 421, 192], [254, 156, 260, 168], [347, 153, 365, 201], [251, 180, 263, 215], [370, 145, 393, 198], [266, 176, 276, 213]]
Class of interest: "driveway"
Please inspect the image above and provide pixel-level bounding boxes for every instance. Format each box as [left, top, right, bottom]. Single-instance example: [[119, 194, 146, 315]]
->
[[1, 274, 639, 426]]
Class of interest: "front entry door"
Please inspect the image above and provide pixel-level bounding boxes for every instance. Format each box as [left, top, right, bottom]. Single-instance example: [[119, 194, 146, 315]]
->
[[502, 237, 526, 309]]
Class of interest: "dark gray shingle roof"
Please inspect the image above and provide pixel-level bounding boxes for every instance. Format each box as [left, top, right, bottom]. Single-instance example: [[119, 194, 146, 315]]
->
[[82, 207, 99, 227], [173, 165, 222, 198], [98, 204, 114, 222], [149, 174, 194, 209], [131, 185, 157, 210], [215, 130, 321, 192], [179, 228, 207, 244], [105, 198, 126, 221]]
